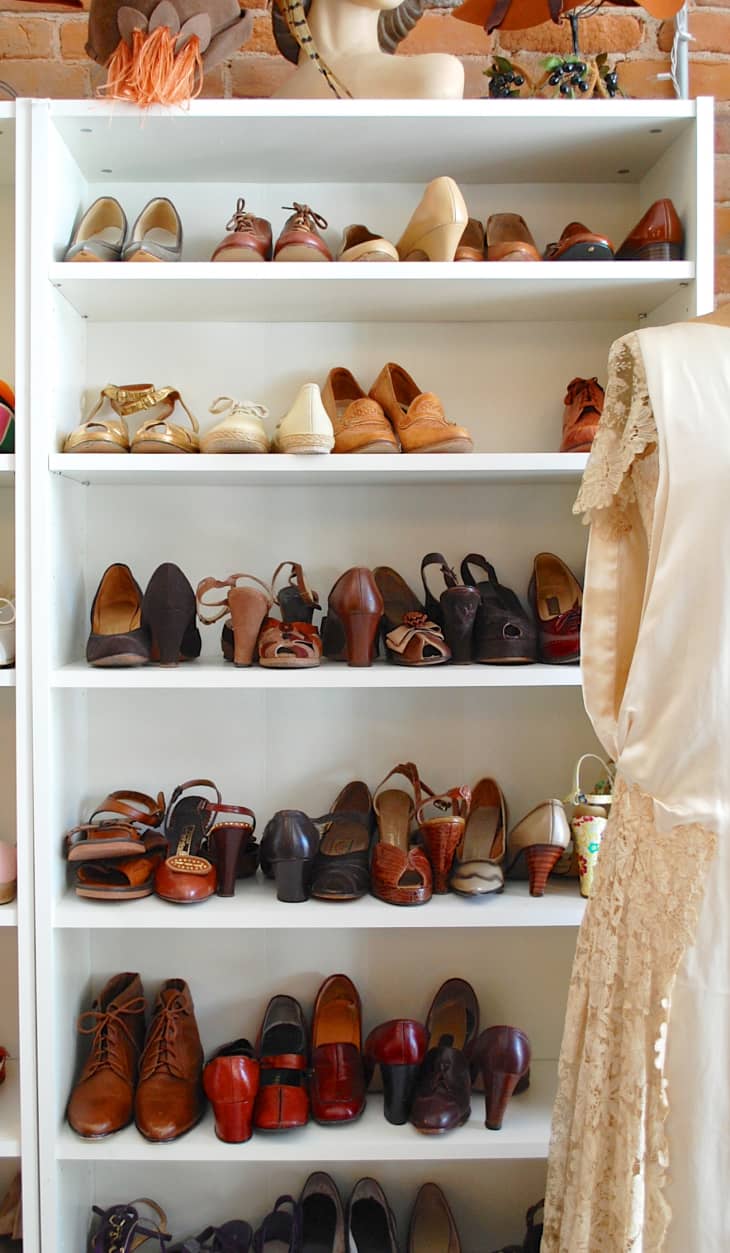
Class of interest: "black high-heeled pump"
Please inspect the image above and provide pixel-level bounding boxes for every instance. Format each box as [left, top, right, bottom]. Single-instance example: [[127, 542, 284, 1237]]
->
[[142, 563, 201, 666]]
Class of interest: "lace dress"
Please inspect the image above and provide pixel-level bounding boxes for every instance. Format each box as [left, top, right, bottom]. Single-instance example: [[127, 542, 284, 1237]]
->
[[543, 324, 730, 1251]]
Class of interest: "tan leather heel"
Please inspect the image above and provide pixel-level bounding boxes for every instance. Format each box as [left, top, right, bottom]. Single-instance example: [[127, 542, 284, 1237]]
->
[[197, 573, 272, 667]]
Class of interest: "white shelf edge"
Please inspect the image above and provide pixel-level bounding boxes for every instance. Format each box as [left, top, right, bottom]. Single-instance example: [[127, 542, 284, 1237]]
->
[[48, 99, 700, 121], [54, 879, 585, 930], [0, 902, 17, 927], [0, 670, 15, 688], [0, 454, 15, 477], [50, 451, 587, 486], [55, 1063, 556, 1163], [50, 661, 584, 690], [0, 1062, 21, 1158]]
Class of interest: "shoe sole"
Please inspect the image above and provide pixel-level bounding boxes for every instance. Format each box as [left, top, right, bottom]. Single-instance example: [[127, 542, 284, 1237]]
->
[[275, 434, 334, 454], [404, 440, 473, 454], [88, 654, 148, 667]]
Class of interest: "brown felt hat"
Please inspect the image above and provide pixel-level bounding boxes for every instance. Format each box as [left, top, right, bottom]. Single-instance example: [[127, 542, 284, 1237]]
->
[[453, 0, 683, 33]]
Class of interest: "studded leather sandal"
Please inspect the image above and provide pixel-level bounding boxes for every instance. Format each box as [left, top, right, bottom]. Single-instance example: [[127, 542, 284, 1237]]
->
[[88, 1198, 171, 1252]]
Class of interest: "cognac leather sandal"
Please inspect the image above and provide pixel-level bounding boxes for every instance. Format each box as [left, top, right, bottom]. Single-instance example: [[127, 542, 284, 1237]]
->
[[65, 790, 165, 861], [154, 779, 222, 904], [73, 832, 168, 901], [371, 763, 435, 906]]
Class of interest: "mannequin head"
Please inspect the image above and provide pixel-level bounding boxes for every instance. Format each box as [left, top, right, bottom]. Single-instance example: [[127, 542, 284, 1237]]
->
[[272, 0, 426, 64]]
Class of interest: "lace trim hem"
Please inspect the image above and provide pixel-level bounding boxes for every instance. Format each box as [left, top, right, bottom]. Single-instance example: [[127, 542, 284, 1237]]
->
[[542, 780, 716, 1252]]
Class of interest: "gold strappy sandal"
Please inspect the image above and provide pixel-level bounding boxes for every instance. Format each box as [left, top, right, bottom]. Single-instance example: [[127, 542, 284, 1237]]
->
[[62, 383, 141, 453], [128, 386, 200, 454]]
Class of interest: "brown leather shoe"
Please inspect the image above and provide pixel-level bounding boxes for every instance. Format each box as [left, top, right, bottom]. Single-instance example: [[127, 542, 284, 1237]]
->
[[86, 564, 150, 668], [274, 203, 333, 263], [134, 979, 204, 1142], [408, 1184, 461, 1253], [311, 974, 365, 1124], [67, 972, 146, 1139], [322, 369, 399, 455], [211, 198, 272, 262], [544, 222, 614, 261], [322, 567, 384, 667], [560, 376, 604, 453], [369, 363, 473, 454], [454, 218, 485, 262], [616, 198, 683, 261], [409, 978, 479, 1134], [486, 213, 539, 262]]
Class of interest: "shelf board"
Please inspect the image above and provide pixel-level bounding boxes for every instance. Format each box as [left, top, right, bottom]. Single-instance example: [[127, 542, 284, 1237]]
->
[[0, 903, 16, 928], [48, 261, 695, 324], [49, 99, 696, 184], [55, 879, 585, 930], [51, 660, 583, 690], [0, 455, 15, 481], [0, 1063, 20, 1158], [0, 671, 15, 689], [56, 1062, 555, 1162], [51, 452, 587, 487]]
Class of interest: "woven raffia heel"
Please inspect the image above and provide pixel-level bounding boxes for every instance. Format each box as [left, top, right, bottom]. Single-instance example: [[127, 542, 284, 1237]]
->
[[277, 432, 333, 454], [525, 844, 563, 896]]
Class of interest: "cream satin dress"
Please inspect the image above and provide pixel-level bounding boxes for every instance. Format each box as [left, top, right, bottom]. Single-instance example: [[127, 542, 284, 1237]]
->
[[542, 322, 730, 1251]]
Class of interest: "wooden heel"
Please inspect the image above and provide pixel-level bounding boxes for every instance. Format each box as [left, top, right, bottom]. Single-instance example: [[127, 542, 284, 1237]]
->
[[420, 818, 464, 894], [342, 611, 381, 667], [228, 587, 269, 667], [483, 1068, 522, 1131], [380, 1062, 421, 1126], [525, 844, 563, 896], [272, 857, 313, 903], [211, 825, 246, 898]]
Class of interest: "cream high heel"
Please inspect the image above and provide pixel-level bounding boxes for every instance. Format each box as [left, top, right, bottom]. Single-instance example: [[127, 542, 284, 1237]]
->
[[396, 177, 468, 262]]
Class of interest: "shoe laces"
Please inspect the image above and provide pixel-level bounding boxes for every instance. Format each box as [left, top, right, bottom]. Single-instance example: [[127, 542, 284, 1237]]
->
[[282, 203, 328, 232], [78, 996, 145, 1083], [552, 601, 581, 634], [140, 994, 189, 1081], [209, 396, 269, 422], [225, 199, 258, 234]]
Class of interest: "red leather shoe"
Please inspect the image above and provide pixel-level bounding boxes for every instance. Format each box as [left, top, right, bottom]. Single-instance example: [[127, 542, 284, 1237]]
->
[[203, 1038, 260, 1143], [253, 995, 309, 1131], [529, 553, 582, 664], [311, 974, 365, 1124], [471, 1025, 531, 1130], [364, 1019, 428, 1125]]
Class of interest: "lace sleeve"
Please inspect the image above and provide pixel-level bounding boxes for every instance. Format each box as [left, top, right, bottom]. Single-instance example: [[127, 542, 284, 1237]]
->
[[574, 331, 657, 531]]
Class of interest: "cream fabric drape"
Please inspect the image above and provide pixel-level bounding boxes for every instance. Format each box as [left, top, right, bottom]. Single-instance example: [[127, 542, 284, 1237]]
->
[[543, 323, 730, 1251]]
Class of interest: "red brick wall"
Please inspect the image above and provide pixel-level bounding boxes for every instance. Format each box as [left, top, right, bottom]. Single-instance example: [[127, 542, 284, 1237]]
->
[[0, 0, 728, 299]]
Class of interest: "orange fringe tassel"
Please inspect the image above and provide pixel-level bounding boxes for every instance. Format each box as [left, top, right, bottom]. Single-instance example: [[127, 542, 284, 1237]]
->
[[100, 25, 204, 107]]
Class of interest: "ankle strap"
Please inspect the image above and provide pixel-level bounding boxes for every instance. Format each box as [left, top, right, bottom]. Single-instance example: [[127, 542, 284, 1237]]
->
[[196, 574, 273, 625]]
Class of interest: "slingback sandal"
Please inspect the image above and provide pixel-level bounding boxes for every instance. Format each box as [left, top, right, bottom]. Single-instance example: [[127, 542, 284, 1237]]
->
[[65, 383, 181, 454], [421, 552, 479, 664], [461, 554, 536, 665], [371, 763, 435, 906], [129, 387, 199, 454], [197, 573, 273, 667], [373, 566, 450, 666], [258, 562, 322, 669], [73, 832, 168, 901], [154, 779, 222, 904], [417, 786, 471, 895], [65, 789, 165, 861], [89, 1198, 171, 1252]]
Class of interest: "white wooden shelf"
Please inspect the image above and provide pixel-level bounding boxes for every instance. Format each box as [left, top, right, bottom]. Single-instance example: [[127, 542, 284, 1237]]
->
[[49, 99, 697, 184], [51, 452, 587, 487], [56, 1061, 556, 1162], [0, 672, 15, 689], [0, 1063, 21, 1158], [48, 261, 694, 324], [0, 455, 15, 480], [51, 661, 583, 690], [55, 879, 585, 930], [0, 903, 17, 927]]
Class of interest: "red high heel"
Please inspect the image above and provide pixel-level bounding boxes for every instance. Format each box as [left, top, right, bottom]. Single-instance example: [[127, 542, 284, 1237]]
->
[[364, 1019, 428, 1125], [472, 1025, 531, 1130]]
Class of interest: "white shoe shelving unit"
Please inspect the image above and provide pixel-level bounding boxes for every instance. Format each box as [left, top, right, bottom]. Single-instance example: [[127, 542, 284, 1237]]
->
[[0, 101, 38, 1251], [3, 96, 713, 1251]]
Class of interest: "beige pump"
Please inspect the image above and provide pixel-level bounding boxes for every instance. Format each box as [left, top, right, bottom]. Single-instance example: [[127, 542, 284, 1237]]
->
[[397, 177, 468, 263]]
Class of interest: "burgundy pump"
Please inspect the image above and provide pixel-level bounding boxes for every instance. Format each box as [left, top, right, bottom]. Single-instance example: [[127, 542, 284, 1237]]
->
[[471, 1025, 531, 1130], [364, 1019, 428, 1124]]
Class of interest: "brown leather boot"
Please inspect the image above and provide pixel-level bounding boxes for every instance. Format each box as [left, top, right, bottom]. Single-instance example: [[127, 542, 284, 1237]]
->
[[66, 971, 146, 1139], [135, 978, 204, 1142]]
